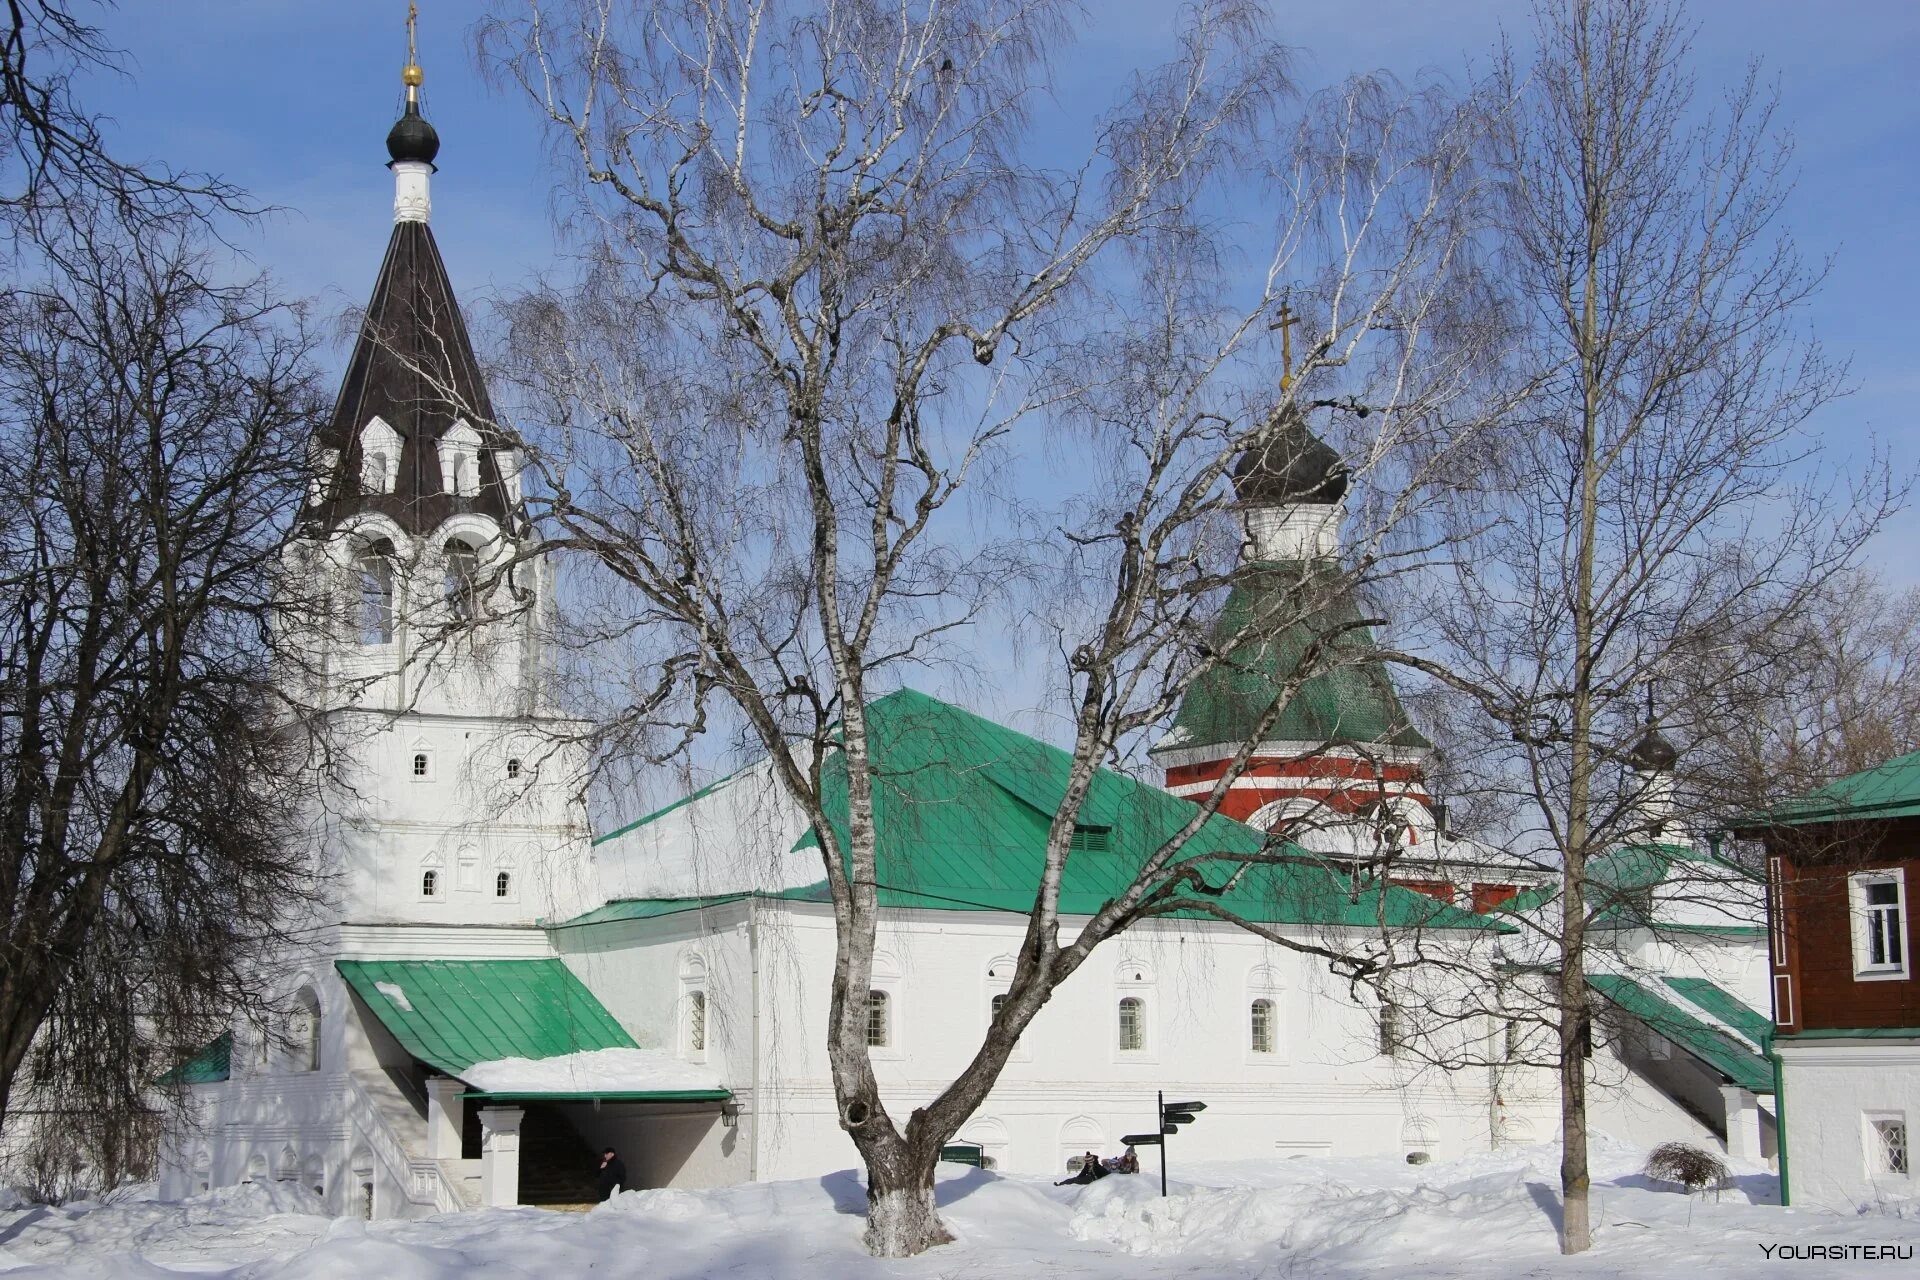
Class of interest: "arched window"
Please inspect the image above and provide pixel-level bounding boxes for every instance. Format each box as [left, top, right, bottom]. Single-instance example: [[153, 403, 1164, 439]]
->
[[355, 540, 396, 644], [289, 987, 321, 1072], [506, 758, 522, 779], [411, 752, 430, 778], [494, 870, 511, 898], [421, 868, 438, 897], [438, 420, 482, 497], [360, 418, 402, 494], [991, 993, 1008, 1020], [687, 990, 707, 1054], [1117, 996, 1145, 1052], [1250, 998, 1276, 1054], [443, 539, 479, 620], [866, 990, 891, 1048]]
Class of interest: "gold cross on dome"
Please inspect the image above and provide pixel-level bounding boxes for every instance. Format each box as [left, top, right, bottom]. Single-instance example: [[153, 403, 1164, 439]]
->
[[1269, 300, 1300, 391]]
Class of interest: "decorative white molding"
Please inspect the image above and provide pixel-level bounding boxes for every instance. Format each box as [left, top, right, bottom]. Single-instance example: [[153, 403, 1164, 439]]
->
[[1150, 740, 1431, 770], [360, 417, 402, 495], [439, 420, 482, 497]]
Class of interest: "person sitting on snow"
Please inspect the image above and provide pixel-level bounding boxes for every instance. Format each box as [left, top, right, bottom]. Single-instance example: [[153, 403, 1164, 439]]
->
[[595, 1147, 627, 1200], [1055, 1151, 1110, 1186]]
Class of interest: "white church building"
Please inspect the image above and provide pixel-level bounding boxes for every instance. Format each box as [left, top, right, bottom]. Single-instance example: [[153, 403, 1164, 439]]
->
[[156, 54, 1765, 1217]]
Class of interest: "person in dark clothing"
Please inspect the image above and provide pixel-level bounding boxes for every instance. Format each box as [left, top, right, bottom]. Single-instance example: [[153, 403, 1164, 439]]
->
[[596, 1147, 627, 1200], [1054, 1151, 1110, 1187]]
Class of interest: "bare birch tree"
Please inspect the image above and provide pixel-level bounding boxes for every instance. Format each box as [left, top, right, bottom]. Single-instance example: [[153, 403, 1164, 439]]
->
[[1392, 0, 1894, 1254], [485, 0, 1519, 1254]]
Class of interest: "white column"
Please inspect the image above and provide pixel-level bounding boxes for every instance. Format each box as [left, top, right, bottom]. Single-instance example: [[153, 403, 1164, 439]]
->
[[425, 1077, 465, 1160], [478, 1107, 524, 1207], [1720, 1085, 1762, 1162], [393, 159, 432, 224]]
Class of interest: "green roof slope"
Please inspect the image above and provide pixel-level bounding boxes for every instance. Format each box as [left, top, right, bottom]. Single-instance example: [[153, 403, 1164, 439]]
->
[[1155, 560, 1430, 756], [738, 688, 1498, 932], [158, 1031, 231, 1086], [1754, 749, 1920, 827], [1588, 973, 1772, 1093], [1665, 976, 1772, 1051], [337, 959, 635, 1076]]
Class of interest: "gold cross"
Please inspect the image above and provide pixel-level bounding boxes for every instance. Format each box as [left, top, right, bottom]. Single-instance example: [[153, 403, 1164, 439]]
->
[[1269, 301, 1300, 391], [407, 2, 419, 65]]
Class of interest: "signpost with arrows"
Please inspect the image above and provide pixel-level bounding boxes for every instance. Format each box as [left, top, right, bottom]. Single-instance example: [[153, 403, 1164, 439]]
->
[[1121, 1091, 1208, 1196]]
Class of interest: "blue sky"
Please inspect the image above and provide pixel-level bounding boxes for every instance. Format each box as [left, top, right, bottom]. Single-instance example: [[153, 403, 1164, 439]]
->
[[79, 0, 1920, 575]]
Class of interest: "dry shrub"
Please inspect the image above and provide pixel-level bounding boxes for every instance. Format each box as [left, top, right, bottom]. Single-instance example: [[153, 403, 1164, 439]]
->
[[1644, 1142, 1731, 1194]]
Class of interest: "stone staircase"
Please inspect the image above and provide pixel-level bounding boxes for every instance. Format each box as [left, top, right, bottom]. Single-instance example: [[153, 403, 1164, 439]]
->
[[516, 1104, 602, 1208]]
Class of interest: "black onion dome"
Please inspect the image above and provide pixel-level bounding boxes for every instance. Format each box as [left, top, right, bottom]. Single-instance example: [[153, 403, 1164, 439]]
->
[[1233, 411, 1349, 507], [1629, 725, 1679, 772], [386, 101, 440, 166]]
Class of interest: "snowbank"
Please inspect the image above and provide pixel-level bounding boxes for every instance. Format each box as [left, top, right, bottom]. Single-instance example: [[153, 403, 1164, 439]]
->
[[1, 1143, 1915, 1278], [459, 1047, 725, 1095]]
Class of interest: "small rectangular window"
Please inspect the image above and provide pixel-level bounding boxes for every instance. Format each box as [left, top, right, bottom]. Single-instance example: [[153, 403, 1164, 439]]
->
[[1250, 999, 1275, 1054], [1869, 1115, 1908, 1176], [1769, 856, 1789, 965], [866, 991, 890, 1048], [1118, 996, 1145, 1052], [1379, 1003, 1401, 1058]]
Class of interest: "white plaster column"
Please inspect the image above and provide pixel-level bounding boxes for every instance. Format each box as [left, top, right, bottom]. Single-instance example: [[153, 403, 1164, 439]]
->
[[425, 1077, 465, 1160], [392, 159, 432, 224], [478, 1107, 524, 1207], [1720, 1085, 1762, 1162]]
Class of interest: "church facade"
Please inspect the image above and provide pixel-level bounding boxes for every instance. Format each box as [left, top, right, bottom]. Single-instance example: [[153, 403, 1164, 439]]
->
[[157, 57, 1768, 1218]]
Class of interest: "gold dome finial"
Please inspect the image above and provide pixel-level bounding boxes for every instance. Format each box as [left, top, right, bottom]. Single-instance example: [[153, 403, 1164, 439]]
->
[[402, 2, 423, 99]]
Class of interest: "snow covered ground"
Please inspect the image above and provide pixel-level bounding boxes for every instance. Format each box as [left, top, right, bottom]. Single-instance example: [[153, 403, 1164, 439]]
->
[[1, 1139, 1914, 1278]]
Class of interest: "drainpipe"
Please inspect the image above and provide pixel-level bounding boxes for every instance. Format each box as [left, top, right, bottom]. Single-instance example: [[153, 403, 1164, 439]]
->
[[1771, 1049, 1790, 1205], [748, 894, 761, 1182]]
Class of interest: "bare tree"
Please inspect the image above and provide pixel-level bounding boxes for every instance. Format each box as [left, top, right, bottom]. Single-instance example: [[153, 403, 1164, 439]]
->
[[0, 211, 326, 1148], [1393, 0, 1893, 1254], [0, 1, 247, 235], [482, 0, 1531, 1256]]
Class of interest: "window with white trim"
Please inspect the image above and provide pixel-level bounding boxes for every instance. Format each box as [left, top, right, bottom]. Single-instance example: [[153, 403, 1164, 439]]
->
[[1868, 1113, 1909, 1176], [866, 990, 891, 1048], [444, 539, 480, 621], [494, 870, 511, 898], [1250, 998, 1276, 1054], [1849, 870, 1909, 979], [1117, 996, 1145, 1052], [420, 868, 439, 897]]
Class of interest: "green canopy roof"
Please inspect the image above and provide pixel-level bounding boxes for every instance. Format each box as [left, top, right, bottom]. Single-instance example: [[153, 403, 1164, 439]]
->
[[590, 688, 1504, 934], [158, 1031, 232, 1086], [1154, 560, 1430, 757], [1588, 973, 1773, 1093], [1748, 750, 1920, 827], [337, 959, 635, 1076]]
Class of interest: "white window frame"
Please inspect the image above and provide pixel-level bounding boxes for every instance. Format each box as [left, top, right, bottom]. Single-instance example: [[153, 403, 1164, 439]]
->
[[438, 420, 483, 498], [359, 417, 402, 495], [492, 867, 515, 901], [1864, 1111, 1910, 1179], [1768, 856, 1789, 965], [1244, 963, 1287, 1064], [417, 858, 445, 903], [1848, 868, 1910, 981], [409, 746, 434, 783]]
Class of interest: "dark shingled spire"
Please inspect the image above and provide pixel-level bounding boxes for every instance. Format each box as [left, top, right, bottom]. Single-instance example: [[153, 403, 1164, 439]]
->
[[1232, 411, 1349, 507], [307, 220, 514, 536]]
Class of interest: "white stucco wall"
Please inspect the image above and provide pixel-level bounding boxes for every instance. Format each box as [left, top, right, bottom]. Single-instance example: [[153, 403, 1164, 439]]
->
[[1777, 1041, 1920, 1213]]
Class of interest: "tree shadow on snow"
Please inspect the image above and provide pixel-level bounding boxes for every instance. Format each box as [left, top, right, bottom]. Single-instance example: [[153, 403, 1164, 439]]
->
[[818, 1166, 999, 1216], [1524, 1181, 1564, 1233], [1608, 1171, 1780, 1205]]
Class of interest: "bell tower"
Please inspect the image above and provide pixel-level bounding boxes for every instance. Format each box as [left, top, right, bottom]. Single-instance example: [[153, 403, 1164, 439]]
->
[[283, 18, 591, 927]]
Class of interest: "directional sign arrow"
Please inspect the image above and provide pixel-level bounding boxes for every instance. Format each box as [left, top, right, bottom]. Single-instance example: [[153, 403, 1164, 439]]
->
[[1162, 1101, 1208, 1114], [1120, 1133, 1164, 1146], [1163, 1111, 1197, 1125]]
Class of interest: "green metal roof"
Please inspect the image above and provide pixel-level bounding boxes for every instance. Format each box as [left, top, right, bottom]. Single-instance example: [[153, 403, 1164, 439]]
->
[[1155, 560, 1430, 756], [1587, 973, 1773, 1093], [1750, 749, 1920, 827], [592, 688, 1504, 934], [337, 959, 636, 1076], [158, 1031, 231, 1086], [1664, 976, 1773, 1051]]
